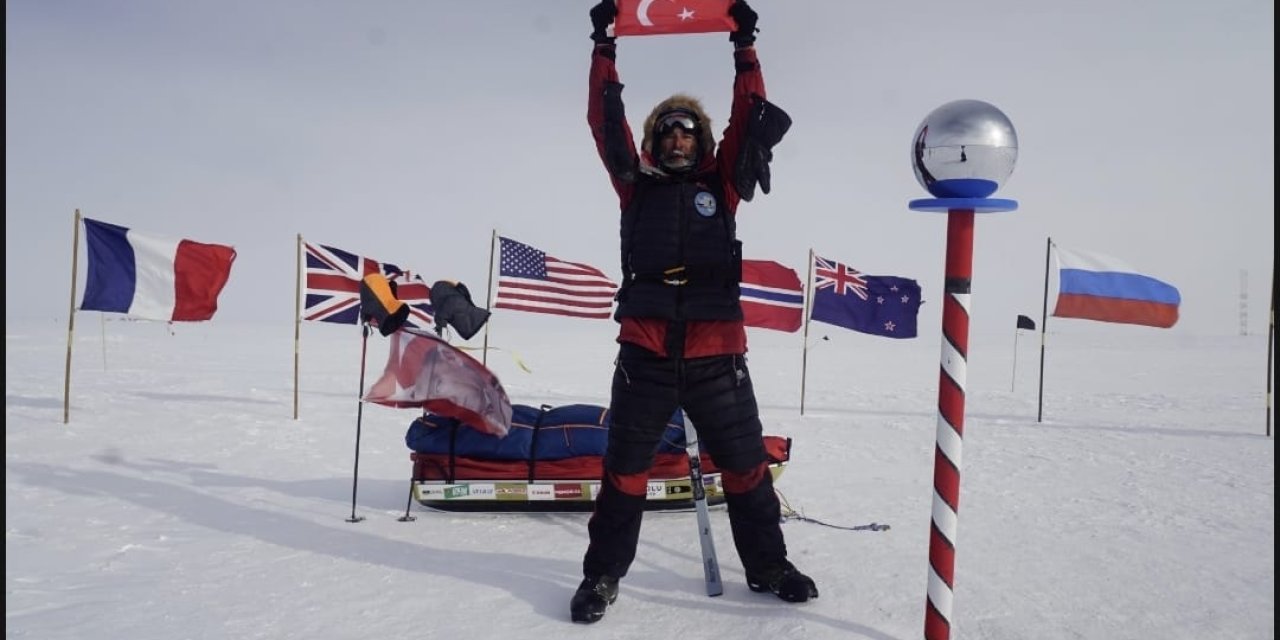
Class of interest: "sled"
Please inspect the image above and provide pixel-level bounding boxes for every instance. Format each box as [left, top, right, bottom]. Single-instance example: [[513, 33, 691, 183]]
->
[[405, 403, 792, 512]]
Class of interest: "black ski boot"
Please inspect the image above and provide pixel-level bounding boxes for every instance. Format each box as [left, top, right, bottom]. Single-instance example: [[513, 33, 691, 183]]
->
[[746, 560, 819, 603], [570, 575, 619, 623]]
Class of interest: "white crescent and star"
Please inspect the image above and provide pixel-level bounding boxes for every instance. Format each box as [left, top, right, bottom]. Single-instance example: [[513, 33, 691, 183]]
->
[[637, 0, 656, 26], [636, 0, 697, 27]]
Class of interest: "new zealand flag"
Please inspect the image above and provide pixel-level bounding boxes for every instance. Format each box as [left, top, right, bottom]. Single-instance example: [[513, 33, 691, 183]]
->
[[809, 255, 923, 339]]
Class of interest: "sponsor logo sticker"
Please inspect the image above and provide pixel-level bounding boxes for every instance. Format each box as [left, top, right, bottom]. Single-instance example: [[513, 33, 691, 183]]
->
[[495, 483, 528, 500], [554, 484, 586, 500], [467, 484, 496, 499], [527, 485, 555, 500], [416, 484, 446, 499], [665, 482, 693, 497]]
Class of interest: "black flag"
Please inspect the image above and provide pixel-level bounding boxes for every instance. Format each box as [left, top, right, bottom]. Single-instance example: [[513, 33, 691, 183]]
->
[[1016, 314, 1036, 331]]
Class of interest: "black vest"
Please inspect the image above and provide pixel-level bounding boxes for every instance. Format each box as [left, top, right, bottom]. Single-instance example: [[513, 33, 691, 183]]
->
[[615, 171, 743, 322]]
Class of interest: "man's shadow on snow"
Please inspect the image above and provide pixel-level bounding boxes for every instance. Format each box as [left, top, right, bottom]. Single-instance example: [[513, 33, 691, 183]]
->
[[9, 457, 895, 639]]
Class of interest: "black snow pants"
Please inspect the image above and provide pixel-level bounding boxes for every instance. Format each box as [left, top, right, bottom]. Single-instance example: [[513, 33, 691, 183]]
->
[[582, 341, 787, 580]]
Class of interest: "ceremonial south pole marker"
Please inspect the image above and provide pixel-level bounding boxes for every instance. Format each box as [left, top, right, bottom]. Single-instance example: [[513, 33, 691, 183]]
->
[[908, 99, 1019, 640]]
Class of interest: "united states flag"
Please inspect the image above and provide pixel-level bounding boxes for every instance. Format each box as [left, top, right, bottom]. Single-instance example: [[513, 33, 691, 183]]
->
[[302, 242, 432, 328], [493, 237, 618, 319]]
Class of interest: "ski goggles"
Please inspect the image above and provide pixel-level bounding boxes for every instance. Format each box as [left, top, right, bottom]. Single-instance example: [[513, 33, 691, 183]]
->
[[655, 110, 700, 135]]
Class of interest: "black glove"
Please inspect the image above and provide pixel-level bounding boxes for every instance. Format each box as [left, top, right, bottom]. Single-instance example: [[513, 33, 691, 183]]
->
[[590, 0, 618, 44], [734, 95, 792, 202], [729, 0, 758, 47], [430, 280, 491, 341]]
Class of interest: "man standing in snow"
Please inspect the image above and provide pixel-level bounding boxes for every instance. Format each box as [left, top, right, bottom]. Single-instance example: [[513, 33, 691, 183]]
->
[[571, 0, 813, 624]]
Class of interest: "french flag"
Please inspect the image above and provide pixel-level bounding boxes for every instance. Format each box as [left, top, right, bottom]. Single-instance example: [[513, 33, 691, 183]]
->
[[80, 218, 237, 322], [740, 259, 803, 333], [1052, 245, 1180, 328]]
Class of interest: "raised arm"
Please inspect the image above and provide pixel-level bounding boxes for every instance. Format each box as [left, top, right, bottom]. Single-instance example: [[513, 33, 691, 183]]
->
[[586, 1, 637, 204], [717, 1, 766, 211]]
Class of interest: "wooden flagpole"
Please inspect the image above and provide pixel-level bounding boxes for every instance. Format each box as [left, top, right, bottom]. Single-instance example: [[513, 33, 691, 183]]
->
[[481, 229, 497, 367], [294, 233, 303, 420], [1036, 237, 1052, 423], [63, 209, 83, 424], [799, 248, 815, 415]]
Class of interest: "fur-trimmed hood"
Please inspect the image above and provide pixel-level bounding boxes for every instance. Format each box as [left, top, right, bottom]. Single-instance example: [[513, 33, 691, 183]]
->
[[641, 94, 717, 167]]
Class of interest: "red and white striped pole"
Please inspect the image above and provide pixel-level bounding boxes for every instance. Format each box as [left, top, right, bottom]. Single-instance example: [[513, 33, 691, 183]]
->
[[925, 209, 974, 640], [908, 99, 1019, 640]]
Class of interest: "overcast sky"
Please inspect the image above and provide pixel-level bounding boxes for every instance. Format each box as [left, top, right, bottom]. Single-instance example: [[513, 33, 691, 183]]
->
[[6, 0, 1274, 337]]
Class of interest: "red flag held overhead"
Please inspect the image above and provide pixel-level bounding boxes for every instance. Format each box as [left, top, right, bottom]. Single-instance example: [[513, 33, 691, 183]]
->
[[614, 0, 736, 37]]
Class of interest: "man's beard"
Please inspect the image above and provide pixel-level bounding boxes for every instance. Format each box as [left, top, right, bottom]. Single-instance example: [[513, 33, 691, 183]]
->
[[660, 150, 696, 171]]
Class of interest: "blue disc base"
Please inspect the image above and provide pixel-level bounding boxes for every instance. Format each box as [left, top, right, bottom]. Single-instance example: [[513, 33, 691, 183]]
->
[[927, 178, 999, 199], [908, 197, 1018, 213]]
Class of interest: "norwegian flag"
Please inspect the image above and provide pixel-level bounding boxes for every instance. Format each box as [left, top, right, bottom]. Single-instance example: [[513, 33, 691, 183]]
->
[[302, 242, 432, 328], [740, 259, 803, 332], [363, 328, 513, 437]]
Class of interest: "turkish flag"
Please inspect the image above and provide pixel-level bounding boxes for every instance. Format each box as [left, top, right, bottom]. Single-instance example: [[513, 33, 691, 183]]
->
[[613, 0, 736, 37]]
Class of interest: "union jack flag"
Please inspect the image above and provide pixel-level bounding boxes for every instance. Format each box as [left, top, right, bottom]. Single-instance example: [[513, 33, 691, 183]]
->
[[813, 255, 869, 299], [302, 241, 432, 328]]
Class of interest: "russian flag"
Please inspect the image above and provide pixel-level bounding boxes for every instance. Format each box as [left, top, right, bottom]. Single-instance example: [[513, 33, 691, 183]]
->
[[1052, 245, 1180, 328], [80, 218, 237, 322], [740, 259, 803, 332]]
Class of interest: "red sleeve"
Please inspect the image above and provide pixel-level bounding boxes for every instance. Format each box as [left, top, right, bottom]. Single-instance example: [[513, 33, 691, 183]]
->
[[587, 44, 636, 207], [717, 46, 766, 215]]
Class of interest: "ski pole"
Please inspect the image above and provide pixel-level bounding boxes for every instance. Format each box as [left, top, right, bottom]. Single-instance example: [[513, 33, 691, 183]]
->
[[346, 322, 371, 523]]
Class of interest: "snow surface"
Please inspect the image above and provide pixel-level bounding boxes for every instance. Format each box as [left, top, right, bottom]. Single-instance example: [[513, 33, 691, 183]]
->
[[6, 316, 1275, 639]]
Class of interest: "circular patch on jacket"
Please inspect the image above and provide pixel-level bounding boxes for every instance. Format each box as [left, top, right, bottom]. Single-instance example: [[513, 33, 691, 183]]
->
[[694, 191, 717, 217]]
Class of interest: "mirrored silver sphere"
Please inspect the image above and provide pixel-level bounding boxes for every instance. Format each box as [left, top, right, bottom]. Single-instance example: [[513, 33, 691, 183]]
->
[[911, 99, 1018, 198]]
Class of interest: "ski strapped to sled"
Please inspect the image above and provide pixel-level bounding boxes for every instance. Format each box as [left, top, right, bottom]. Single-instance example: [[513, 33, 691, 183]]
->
[[684, 418, 723, 596]]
